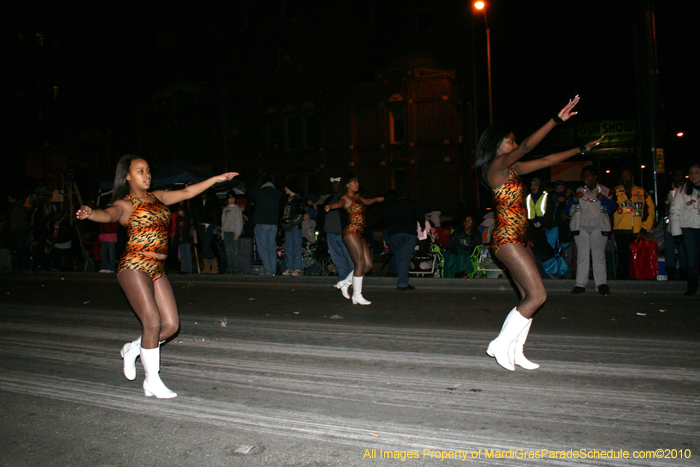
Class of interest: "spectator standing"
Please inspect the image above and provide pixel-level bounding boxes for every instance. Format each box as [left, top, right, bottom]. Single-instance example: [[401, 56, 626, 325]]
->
[[612, 169, 655, 280], [318, 179, 354, 283], [176, 203, 194, 274], [221, 192, 244, 274], [99, 220, 120, 272], [669, 164, 700, 295], [381, 189, 423, 291], [567, 166, 614, 294], [663, 169, 687, 280], [551, 180, 570, 241], [237, 198, 254, 274], [250, 175, 282, 275], [196, 190, 222, 274], [280, 181, 305, 276], [551, 181, 567, 211]]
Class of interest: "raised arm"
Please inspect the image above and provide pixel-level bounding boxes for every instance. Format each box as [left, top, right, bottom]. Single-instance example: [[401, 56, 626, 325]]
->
[[494, 96, 581, 171], [155, 172, 239, 206], [512, 135, 604, 176]]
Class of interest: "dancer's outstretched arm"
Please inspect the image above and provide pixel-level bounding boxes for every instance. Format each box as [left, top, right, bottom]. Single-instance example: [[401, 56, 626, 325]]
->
[[514, 135, 604, 176], [156, 172, 238, 206], [359, 196, 384, 206], [491, 96, 581, 174]]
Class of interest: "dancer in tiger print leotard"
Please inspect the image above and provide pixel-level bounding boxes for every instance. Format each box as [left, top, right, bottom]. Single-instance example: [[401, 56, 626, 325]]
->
[[325, 174, 384, 305], [474, 96, 604, 371], [343, 196, 366, 239], [490, 169, 529, 256], [77, 155, 238, 398], [116, 194, 171, 281]]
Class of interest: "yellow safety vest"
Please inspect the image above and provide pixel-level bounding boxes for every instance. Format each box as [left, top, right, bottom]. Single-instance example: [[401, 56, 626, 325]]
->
[[526, 192, 548, 219]]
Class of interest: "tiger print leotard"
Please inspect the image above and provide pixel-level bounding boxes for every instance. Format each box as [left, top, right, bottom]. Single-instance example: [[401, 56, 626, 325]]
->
[[117, 194, 171, 281], [342, 196, 366, 239], [490, 169, 528, 256]]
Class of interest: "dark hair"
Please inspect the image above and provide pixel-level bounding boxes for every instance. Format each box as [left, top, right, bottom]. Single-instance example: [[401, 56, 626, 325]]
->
[[475, 126, 512, 189], [338, 173, 357, 195], [685, 164, 700, 196], [581, 165, 597, 177], [284, 179, 300, 194], [111, 154, 145, 203]]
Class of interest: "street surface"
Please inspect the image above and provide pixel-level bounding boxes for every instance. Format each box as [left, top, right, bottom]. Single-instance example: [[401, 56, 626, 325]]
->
[[0, 272, 698, 466]]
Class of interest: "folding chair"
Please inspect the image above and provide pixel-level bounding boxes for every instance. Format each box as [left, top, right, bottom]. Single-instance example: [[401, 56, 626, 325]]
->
[[541, 227, 570, 279], [474, 244, 505, 278]]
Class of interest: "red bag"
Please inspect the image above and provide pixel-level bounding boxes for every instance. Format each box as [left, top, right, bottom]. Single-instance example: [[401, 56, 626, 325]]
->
[[629, 237, 658, 280]]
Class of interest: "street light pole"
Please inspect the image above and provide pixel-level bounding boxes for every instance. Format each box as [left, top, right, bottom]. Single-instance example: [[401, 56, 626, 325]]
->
[[474, 1, 493, 125], [486, 21, 492, 125]]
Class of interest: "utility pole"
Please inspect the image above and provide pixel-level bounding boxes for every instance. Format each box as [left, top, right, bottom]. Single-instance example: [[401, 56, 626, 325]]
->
[[638, 0, 662, 212]]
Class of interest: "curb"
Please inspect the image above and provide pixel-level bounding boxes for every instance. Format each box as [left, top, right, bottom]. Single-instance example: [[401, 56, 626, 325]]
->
[[13, 270, 688, 294]]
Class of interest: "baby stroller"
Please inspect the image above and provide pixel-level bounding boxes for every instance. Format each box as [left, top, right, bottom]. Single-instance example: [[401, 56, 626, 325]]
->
[[409, 223, 443, 277]]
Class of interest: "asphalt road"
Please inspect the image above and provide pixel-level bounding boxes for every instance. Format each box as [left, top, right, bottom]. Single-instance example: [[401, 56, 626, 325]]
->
[[1, 272, 698, 467]]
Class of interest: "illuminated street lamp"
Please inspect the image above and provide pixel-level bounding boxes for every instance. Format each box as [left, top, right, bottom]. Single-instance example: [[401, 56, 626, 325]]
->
[[474, 1, 493, 125]]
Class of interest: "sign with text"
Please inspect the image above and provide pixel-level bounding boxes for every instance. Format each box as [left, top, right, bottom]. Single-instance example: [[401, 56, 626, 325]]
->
[[578, 121, 635, 137]]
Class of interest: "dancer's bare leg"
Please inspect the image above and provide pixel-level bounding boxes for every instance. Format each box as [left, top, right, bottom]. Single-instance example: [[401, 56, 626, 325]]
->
[[153, 276, 180, 342], [343, 235, 367, 276], [118, 269, 168, 349], [496, 243, 547, 319]]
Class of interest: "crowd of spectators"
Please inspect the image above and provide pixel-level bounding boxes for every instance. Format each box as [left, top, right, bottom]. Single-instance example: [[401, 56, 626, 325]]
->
[[3, 166, 699, 296]]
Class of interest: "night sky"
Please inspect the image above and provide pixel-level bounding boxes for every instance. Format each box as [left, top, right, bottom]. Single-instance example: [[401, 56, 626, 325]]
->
[[4, 0, 696, 192]]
